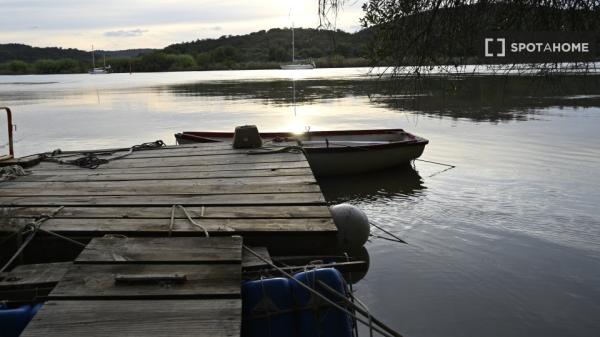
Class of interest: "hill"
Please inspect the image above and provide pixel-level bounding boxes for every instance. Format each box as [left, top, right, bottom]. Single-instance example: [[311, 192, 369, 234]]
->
[[164, 27, 371, 63], [0, 44, 155, 64], [0, 28, 372, 74], [0, 44, 89, 63]]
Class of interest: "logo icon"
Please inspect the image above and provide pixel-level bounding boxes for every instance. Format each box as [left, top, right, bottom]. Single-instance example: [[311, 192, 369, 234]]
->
[[484, 38, 505, 57]]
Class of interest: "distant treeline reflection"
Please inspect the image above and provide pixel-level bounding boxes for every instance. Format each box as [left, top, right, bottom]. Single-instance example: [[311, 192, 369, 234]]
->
[[165, 75, 600, 122]]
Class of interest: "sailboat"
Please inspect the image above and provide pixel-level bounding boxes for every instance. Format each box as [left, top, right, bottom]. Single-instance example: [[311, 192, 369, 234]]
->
[[88, 45, 111, 74], [280, 24, 316, 70]]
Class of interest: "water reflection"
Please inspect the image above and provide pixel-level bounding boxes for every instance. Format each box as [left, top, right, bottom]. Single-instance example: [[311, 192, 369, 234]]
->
[[1, 70, 599, 336], [165, 75, 600, 122], [318, 165, 425, 203]]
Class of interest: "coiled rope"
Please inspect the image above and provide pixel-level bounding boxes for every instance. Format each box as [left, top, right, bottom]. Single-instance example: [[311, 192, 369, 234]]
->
[[42, 140, 165, 169], [0, 165, 30, 182]]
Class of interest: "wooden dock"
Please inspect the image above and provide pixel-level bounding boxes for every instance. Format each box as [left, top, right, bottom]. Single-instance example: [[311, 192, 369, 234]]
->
[[0, 141, 339, 336], [0, 142, 337, 251], [22, 237, 243, 337]]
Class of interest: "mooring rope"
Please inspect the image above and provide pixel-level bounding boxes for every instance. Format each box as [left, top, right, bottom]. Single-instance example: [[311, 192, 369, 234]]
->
[[36, 227, 87, 248], [24, 228, 130, 263], [415, 158, 455, 168], [42, 140, 165, 169], [369, 220, 407, 244], [0, 165, 30, 182], [246, 145, 306, 155], [169, 205, 209, 237], [0, 206, 64, 273]]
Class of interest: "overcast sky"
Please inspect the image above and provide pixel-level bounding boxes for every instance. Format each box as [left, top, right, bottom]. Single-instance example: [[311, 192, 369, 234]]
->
[[0, 0, 364, 50]]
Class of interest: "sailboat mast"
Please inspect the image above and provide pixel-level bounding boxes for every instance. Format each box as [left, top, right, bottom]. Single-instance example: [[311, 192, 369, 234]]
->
[[291, 22, 295, 63], [91, 45, 95, 68]]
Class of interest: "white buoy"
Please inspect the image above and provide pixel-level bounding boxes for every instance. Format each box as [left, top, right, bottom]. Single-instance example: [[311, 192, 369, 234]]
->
[[330, 204, 371, 250]]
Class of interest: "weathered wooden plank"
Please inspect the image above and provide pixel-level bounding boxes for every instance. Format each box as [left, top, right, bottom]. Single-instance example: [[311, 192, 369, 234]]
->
[[15, 167, 313, 182], [31, 142, 233, 156], [26, 160, 310, 174], [9, 205, 332, 219], [76, 237, 242, 263], [242, 246, 272, 269], [0, 179, 319, 196], [122, 145, 302, 160], [30, 152, 305, 170], [45, 149, 251, 165], [124, 148, 247, 159], [0, 262, 71, 288], [0, 154, 43, 168], [109, 147, 249, 159], [0, 184, 319, 196], [103, 153, 305, 168], [21, 299, 241, 337], [1, 175, 316, 189], [92, 141, 300, 159], [11, 218, 337, 233], [49, 264, 240, 299], [0, 192, 326, 206], [48, 146, 249, 161], [0, 286, 56, 302]]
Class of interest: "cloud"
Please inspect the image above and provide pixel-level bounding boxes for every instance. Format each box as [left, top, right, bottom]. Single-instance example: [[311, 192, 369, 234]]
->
[[104, 29, 148, 37], [0, 1, 364, 49]]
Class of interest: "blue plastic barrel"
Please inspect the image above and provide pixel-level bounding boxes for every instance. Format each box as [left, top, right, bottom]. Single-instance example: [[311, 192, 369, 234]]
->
[[0, 304, 35, 337], [242, 277, 296, 337], [292, 268, 353, 337]]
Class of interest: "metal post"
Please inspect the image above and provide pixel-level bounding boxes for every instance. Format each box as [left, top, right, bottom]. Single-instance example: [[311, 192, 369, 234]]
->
[[0, 107, 14, 161]]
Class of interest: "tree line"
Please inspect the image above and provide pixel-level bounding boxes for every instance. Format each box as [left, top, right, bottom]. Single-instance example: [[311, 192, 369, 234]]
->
[[0, 28, 372, 74]]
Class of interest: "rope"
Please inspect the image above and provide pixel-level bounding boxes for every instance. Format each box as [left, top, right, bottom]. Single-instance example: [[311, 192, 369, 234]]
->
[[370, 234, 407, 244], [242, 245, 403, 337], [0, 165, 30, 182], [246, 145, 306, 155], [369, 220, 407, 244], [171, 205, 209, 237], [0, 206, 64, 273], [427, 166, 455, 178], [317, 280, 400, 337], [0, 229, 38, 273], [108, 140, 166, 161], [64, 153, 108, 169], [259, 277, 273, 337], [351, 294, 374, 337], [31, 228, 129, 263], [37, 228, 87, 248], [42, 140, 165, 169], [168, 205, 176, 237], [415, 158, 455, 168], [0, 209, 134, 268], [344, 251, 360, 337]]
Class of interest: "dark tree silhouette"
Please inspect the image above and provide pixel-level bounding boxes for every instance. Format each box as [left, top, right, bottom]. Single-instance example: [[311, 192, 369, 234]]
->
[[319, 0, 600, 76]]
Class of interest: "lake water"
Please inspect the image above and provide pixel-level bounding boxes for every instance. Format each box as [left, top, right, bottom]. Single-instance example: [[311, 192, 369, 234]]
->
[[1, 68, 600, 337]]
